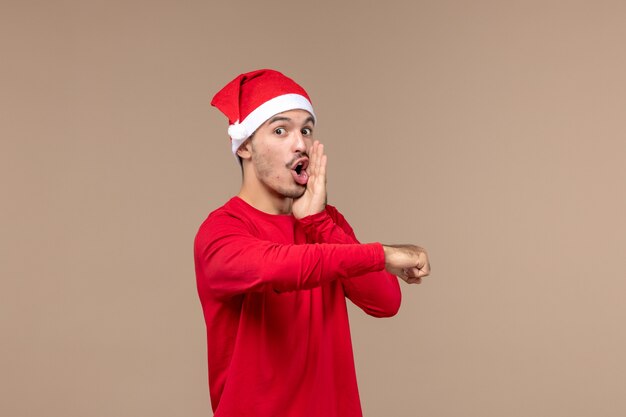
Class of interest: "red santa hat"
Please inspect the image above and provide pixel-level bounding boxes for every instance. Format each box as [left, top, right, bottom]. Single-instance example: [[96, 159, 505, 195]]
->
[[211, 69, 316, 157]]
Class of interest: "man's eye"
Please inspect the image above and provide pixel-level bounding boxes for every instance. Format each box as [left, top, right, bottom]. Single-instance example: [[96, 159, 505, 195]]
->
[[274, 128, 286, 135], [302, 128, 312, 135]]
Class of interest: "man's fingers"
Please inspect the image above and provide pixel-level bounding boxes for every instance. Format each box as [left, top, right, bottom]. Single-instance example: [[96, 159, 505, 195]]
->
[[399, 270, 422, 284], [319, 154, 327, 183], [307, 140, 320, 178], [316, 143, 323, 177], [308, 141, 326, 187], [415, 252, 430, 275], [415, 263, 430, 277], [405, 265, 430, 279], [307, 141, 316, 177]]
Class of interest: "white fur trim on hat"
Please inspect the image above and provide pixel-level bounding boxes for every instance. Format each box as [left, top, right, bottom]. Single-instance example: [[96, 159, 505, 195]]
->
[[230, 93, 315, 156]]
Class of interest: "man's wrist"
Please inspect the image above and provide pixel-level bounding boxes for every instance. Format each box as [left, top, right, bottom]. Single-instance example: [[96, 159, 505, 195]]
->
[[296, 208, 328, 223], [382, 245, 392, 260]]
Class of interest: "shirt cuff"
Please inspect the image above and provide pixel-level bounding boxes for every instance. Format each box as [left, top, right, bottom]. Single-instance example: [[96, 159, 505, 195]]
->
[[369, 242, 387, 271]]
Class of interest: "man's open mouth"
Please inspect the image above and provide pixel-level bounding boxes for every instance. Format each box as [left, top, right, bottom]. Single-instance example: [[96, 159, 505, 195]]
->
[[291, 158, 309, 185]]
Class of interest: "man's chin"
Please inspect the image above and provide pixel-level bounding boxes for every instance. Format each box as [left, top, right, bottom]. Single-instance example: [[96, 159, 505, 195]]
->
[[284, 185, 306, 199]]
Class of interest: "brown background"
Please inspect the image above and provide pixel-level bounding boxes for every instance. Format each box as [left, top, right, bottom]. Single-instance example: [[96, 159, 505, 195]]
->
[[2, 1, 626, 416]]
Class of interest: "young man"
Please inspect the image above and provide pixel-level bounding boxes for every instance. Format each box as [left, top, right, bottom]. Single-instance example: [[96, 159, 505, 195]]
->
[[194, 69, 431, 417]]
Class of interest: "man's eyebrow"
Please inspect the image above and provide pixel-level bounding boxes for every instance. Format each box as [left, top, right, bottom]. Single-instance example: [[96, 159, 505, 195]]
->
[[267, 116, 291, 125], [266, 115, 316, 126]]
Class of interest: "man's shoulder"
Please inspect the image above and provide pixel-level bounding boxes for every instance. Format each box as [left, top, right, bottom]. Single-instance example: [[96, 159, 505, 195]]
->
[[196, 197, 250, 235], [206, 197, 239, 218]]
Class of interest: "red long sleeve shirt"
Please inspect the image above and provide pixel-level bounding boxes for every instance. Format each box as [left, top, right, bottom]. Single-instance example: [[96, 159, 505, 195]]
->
[[194, 196, 401, 417]]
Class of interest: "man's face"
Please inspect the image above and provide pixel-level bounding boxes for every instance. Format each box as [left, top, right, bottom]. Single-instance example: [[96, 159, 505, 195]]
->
[[242, 109, 315, 199]]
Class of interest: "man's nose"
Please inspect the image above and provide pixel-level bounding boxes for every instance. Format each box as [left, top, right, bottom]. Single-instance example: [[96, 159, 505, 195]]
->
[[293, 131, 309, 153]]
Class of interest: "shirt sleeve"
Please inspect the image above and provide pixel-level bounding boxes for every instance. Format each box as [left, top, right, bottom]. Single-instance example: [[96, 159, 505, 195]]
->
[[194, 212, 386, 299], [297, 206, 402, 317]]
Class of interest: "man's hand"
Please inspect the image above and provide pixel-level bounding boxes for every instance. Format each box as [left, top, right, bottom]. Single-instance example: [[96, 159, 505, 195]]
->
[[292, 140, 327, 219], [383, 244, 431, 284]]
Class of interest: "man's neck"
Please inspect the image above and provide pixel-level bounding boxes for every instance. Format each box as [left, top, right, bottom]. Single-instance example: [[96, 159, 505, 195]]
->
[[237, 185, 293, 215]]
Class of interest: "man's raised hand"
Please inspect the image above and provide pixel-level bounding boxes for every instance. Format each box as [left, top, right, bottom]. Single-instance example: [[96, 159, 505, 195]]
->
[[383, 244, 431, 284], [292, 140, 327, 219]]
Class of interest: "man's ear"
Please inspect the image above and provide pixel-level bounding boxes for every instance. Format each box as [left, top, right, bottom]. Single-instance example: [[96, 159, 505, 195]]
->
[[236, 138, 253, 161]]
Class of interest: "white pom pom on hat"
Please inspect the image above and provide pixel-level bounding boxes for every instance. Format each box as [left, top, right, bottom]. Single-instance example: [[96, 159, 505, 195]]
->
[[211, 69, 316, 158], [227, 123, 248, 141]]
